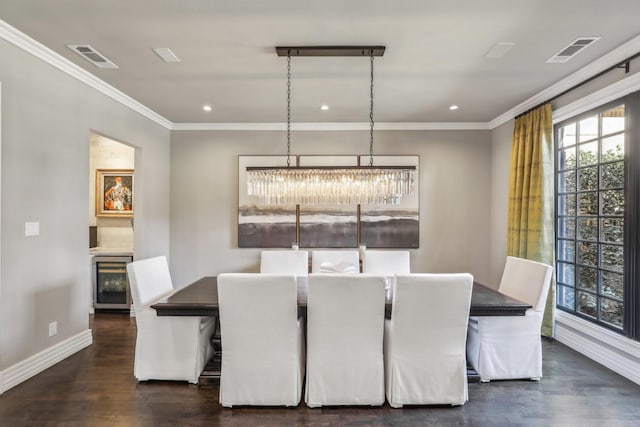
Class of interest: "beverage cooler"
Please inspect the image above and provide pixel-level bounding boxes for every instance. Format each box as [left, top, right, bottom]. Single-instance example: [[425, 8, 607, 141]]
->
[[93, 255, 133, 309]]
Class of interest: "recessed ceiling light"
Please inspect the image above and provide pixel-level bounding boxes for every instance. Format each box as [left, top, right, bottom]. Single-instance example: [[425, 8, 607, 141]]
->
[[320, 105, 330, 111], [203, 105, 212, 112], [449, 105, 459, 110]]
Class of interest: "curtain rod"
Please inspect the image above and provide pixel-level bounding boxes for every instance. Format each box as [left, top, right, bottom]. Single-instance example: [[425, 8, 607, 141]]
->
[[514, 51, 640, 120]]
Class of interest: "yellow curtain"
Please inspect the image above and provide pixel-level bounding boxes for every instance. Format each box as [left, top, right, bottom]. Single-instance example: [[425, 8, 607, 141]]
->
[[508, 103, 555, 337]]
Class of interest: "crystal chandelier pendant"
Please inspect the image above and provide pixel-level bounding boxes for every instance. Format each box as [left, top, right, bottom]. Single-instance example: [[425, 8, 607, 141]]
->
[[247, 46, 416, 206], [247, 166, 415, 205]]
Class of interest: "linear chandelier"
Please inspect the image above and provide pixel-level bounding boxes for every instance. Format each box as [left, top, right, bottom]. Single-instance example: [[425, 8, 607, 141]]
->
[[246, 46, 416, 205]]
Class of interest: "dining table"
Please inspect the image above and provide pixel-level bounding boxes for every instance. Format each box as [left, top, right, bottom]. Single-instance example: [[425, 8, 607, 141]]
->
[[151, 275, 531, 384], [152, 276, 532, 317]]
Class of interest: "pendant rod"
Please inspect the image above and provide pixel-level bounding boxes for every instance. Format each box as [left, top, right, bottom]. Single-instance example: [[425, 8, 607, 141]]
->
[[286, 52, 291, 167], [369, 51, 375, 167]]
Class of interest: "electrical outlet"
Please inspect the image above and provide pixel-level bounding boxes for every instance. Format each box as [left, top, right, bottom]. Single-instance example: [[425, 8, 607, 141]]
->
[[48, 321, 57, 337]]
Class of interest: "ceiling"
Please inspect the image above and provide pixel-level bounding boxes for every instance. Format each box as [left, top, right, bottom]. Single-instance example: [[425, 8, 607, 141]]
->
[[2, 0, 640, 125]]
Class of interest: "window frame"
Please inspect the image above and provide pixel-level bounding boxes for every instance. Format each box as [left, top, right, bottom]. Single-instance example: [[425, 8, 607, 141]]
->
[[554, 93, 639, 339]]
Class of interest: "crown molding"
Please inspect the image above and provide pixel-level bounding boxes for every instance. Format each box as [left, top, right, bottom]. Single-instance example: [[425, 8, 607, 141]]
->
[[375, 122, 490, 131], [0, 18, 487, 133], [5, 17, 640, 133], [489, 34, 640, 129], [171, 123, 283, 131], [552, 70, 640, 123], [0, 19, 172, 130], [171, 121, 489, 131]]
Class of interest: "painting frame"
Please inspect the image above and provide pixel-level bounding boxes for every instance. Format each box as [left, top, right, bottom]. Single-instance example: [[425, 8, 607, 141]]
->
[[96, 169, 134, 217]]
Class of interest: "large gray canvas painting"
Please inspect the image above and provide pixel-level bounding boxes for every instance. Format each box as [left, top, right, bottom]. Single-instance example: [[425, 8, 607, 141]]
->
[[238, 155, 419, 248]]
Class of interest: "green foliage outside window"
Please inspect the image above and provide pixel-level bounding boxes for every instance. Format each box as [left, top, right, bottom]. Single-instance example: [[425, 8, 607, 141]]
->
[[556, 106, 625, 330]]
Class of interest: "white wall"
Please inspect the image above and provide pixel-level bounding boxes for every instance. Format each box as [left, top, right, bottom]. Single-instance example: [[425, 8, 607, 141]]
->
[[0, 38, 171, 377], [170, 129, 492, 288]]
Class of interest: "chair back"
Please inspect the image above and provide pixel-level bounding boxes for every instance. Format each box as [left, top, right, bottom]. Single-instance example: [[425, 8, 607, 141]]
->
[[499, 256, 553, 312], [126, 256, 174, 308], [217, 273, 302, 406], [218, 273, 299, 354], [391, 274, 473, 353], [260, 250, 309, 276], [306, 273, 386, 406], [386, 273, 473, 406], [363, 250, 410, 275], [311, 250, 360, 273]]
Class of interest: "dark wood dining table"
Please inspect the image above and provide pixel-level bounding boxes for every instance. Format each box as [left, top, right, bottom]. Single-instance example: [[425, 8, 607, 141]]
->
[[151, 276, 532, 317], [151, 276, 531, 384]]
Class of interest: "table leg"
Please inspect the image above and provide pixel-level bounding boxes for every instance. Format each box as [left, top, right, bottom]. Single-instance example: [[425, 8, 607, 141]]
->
[[200, 316, 221, 384]]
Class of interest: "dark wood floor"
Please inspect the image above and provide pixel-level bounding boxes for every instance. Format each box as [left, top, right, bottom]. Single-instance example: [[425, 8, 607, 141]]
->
[[1, 313, 640, 427]]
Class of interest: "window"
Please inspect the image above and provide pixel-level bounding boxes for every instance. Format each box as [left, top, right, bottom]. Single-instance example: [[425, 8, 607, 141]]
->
[[555, 95, 639, 338]]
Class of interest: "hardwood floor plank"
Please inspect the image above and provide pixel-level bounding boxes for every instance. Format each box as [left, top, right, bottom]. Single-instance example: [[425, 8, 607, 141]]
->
[[1, 313, 639, 426]]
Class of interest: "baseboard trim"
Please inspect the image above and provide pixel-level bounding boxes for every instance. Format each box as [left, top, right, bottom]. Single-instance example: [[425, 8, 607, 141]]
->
[[555, 311, 640, 386], [0, 329, 93, 394]]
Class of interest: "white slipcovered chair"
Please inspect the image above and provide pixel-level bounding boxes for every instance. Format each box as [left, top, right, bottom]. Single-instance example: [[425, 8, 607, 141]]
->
[[311, 250, 360, 273], [384, 273, 473, 407], [126, 256, 215, 384], [217, 273, 305, 407], [305, 273, 386, 407], [466, 256, 553, 382], [363, 250, 410, 289], [260, 250, 309, 276], [363, 250, 410, 275]]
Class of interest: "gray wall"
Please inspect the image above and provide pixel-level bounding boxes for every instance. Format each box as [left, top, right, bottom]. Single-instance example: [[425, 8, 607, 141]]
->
[[170, 129, 492, 288], [0, 39, 171, 369], [489, 120, 514, 287]]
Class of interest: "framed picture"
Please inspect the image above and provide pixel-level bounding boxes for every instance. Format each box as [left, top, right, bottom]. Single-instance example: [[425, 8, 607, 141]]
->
[[237, 155, 419, 248], [96, 169, 134, 217]]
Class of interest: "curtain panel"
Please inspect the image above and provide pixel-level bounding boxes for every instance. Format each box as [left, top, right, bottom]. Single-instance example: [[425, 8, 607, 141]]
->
[[508, 103, 555, 337]]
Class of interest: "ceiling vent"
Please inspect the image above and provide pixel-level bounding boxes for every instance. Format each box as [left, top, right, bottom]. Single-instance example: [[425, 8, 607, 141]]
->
[[546, 37, 600, 63], [67, 45, 118, 69]]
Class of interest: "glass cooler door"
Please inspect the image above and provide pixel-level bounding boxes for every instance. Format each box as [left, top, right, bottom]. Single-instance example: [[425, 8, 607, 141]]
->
[[94, 256, 132, 309]]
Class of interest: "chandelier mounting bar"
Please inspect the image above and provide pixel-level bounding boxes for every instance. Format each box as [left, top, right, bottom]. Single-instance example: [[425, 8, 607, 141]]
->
[[276, 45, 385, 57]]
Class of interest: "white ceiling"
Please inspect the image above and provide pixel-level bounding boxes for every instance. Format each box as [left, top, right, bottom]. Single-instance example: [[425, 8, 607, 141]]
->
[[2, 0, 640, 125]]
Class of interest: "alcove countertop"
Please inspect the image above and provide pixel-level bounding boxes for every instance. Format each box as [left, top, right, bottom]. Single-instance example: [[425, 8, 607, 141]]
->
[[89, 247, 134, 257]]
